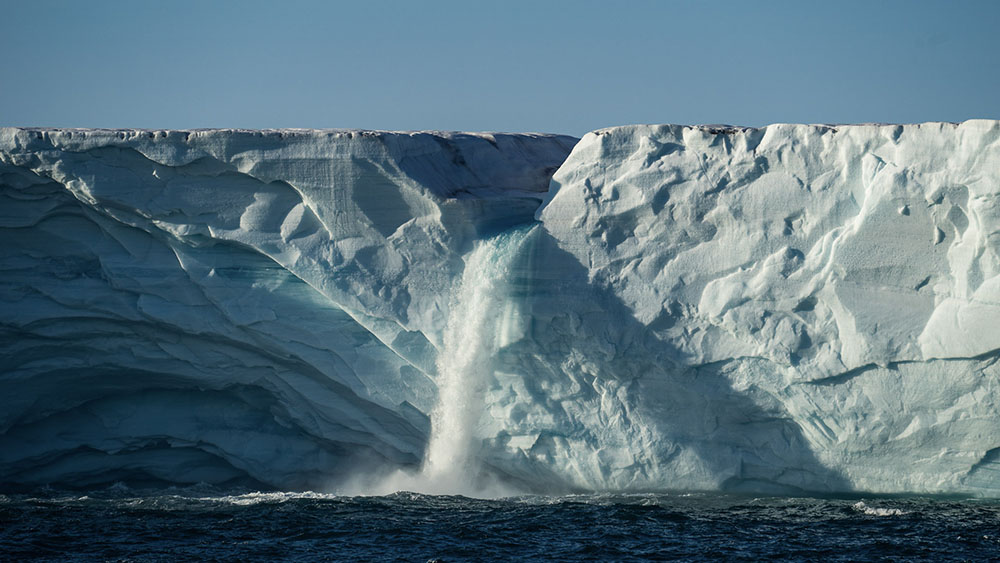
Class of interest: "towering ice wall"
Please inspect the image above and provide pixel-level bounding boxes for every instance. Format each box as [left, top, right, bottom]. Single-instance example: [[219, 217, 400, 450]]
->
[[2, 121, 999, 496]]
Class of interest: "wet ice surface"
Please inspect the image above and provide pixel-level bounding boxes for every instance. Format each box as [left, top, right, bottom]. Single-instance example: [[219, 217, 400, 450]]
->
[[3, 486, 1000, 561]]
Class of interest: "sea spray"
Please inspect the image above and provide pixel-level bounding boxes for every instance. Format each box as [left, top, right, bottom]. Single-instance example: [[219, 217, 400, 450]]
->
[[356, 227, 534, 497]]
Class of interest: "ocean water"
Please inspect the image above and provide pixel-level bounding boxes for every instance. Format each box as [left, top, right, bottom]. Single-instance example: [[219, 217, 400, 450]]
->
[[3, 487, 999, 561]]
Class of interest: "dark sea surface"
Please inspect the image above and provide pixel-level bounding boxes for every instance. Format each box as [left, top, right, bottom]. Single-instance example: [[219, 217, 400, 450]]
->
[[3, 486, 1000, 561]]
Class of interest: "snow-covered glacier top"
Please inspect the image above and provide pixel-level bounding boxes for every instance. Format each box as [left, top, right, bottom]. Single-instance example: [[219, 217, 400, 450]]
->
[[2, 122, 999, 496]]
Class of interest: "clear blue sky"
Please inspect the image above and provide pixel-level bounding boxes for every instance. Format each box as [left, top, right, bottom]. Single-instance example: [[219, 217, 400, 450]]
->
[[2, 0, 997, 136]]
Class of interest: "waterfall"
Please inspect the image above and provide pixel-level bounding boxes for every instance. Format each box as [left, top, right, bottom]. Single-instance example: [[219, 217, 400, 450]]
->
[[422, 228, 526, 484], [357, 227, 531, 497]]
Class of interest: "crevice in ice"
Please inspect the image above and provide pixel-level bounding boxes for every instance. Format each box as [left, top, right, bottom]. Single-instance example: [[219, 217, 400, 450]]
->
[[801, 348, 1000, 387], [966, 447, 1000, 479]]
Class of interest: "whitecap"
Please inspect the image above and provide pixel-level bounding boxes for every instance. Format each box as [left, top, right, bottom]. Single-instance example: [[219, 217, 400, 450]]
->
[[852, 500, 907, 516], [196, 491, 341, 506]]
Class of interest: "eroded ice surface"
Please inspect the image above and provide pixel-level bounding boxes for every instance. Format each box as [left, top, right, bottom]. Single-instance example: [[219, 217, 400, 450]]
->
[[2, 122, 999, 495], [530, 121, 1000, 494]]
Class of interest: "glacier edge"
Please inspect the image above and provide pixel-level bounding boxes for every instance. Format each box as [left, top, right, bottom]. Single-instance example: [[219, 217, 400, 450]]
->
[[2, 122, 1000, 496]]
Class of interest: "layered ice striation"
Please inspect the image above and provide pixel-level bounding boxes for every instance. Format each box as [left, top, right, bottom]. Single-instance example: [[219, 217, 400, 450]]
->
[[0, 128, 576, 490], [2, 121, 999, 496]]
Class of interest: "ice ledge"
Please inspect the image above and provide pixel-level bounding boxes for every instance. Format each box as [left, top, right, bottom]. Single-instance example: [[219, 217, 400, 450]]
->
[[587, 119, 994, 134], [0, 126, 575, 156]]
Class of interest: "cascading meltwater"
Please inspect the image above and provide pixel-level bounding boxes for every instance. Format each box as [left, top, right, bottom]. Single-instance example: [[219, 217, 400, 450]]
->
[[422, 227, 534, 492], [359, 226, 535, 497]]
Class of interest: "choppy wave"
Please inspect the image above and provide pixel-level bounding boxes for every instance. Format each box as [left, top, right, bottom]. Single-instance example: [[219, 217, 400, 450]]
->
[[852, 500, 908, 516], [6, 486, 1000, 561], [196, 491, 343, 506]]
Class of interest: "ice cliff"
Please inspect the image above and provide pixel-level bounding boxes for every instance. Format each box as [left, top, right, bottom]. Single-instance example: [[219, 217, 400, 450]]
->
[[2, 121, 999, 496]]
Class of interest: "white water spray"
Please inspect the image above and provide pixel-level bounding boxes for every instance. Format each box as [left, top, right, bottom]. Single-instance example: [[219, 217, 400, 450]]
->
[[423, 231, 523, 480], [355, 228, 530, 497]]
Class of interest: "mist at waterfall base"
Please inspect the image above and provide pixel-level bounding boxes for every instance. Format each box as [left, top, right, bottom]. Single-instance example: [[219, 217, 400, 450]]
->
[[4, 489, 1000, 561]]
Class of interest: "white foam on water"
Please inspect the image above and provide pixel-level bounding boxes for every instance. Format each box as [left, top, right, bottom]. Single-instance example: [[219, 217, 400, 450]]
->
[[196, 491, 341, 505], [852, 501, 908, 516]]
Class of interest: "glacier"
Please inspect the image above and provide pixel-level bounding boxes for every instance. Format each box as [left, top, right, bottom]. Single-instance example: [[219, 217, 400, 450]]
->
[[1, 122, 999, 496]]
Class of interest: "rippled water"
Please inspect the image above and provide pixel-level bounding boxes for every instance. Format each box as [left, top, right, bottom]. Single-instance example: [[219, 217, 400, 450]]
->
[[3, 487, 999, 561]]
